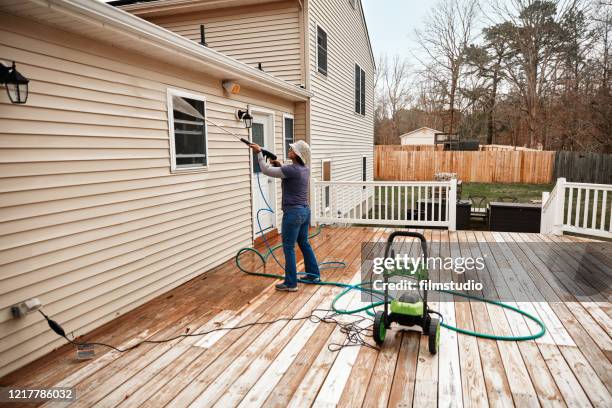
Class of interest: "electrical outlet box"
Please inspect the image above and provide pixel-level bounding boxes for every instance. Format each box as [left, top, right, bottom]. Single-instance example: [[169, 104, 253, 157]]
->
[[11, 298, 42, 318], [77, 344, 95, 360]]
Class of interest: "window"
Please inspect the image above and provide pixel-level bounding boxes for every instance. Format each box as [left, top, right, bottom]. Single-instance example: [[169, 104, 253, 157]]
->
[[283, 115, 294, 159], [168, 90, 208, 171], [317, 26, 328, 75], [322, 160, 331, 209], [355, 64, 366, 115], [251, 122, 265, 174]]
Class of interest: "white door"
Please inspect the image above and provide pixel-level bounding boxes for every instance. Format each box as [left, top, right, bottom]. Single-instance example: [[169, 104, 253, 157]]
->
[[251, 113, 276, 238]]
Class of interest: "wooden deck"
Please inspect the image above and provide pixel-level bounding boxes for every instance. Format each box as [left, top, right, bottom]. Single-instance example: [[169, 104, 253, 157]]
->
[[1, 227, 611, 407]]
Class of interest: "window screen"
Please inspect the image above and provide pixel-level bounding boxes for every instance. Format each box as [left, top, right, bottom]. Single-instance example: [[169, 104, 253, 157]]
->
[[317, 27, 328, 75], [171, 95, 207, 168], [284, 116, 294, 159], [355, 64, 366, 115]]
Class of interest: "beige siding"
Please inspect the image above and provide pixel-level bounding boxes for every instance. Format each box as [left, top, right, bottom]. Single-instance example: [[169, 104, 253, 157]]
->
[[0, 15, 293, 378], [401, 131, 436, 145], [149, 1, 304, 86], [400, 128, 439, 145], [293, 101, 307, 142], [306, 0, 374, 185]]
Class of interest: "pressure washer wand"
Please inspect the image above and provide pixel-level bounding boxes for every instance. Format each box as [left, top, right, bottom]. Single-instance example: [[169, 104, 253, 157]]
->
[[238, 137, 278, 161], [202, 117, 277, 162]]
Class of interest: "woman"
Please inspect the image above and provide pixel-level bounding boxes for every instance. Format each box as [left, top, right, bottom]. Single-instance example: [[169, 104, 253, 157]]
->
[[249, 140, 320, 292]]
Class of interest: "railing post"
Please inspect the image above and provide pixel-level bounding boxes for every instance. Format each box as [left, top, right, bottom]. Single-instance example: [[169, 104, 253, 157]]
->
[[310, 178, 317, 226], [540, 191, 550, 234], [552, 177, 566, 235], [448, 178, 457, 231]]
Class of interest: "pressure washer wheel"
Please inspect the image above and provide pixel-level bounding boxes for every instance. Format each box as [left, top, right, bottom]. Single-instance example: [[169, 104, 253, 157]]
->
[[373, 310, 387, 346], [428, 317, 440, 354]]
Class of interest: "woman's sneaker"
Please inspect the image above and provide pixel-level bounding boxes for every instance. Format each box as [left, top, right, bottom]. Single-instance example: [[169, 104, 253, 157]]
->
[[301, 276, 321, 284], [275, 283, 298, 292]]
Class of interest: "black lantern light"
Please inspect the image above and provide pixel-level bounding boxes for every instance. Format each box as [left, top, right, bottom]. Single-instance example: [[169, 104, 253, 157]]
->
[[237, 109, 253, 129], [1, 62, 29, 104]]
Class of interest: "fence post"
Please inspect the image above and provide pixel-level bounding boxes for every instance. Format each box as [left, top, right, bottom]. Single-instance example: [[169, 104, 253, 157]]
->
[[310, 178, 317, 227], [448, 178, 457, 231], [552, 177, 566, 235]]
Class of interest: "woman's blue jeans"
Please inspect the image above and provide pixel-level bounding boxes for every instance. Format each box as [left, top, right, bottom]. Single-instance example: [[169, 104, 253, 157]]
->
[[281, 206, 320, 287]]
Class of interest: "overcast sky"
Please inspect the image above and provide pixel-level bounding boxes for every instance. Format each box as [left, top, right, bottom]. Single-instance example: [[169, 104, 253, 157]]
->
[[361, 0, 430, 61]]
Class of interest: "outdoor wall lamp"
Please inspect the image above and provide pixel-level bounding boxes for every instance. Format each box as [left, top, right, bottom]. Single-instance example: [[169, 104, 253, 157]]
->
[[0, 62, 29, 104], [236, 109, 253, 129]]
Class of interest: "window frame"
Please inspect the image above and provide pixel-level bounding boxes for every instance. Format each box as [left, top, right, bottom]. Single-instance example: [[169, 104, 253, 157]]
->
[[166, 88, 210, 173], [354, 63, 366, 116], [282, 113, 295, 160], [316, 25, 328, 76]]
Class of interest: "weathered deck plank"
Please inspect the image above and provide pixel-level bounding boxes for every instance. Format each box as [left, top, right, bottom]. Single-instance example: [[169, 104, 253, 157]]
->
[[0, 227, 610, 408]]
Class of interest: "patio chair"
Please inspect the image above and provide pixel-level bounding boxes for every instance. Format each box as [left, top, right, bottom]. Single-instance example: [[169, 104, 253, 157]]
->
[[468, 195, 489, 224]]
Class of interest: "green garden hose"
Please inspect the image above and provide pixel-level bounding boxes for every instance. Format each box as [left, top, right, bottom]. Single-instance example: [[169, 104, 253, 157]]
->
[[234, 226, 546, 342], [240, 172, 545, 342]]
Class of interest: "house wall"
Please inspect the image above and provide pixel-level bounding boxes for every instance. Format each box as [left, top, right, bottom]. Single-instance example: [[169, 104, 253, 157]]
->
[[400, 130, 436, 145], [306, 0, 374, 185], [0, 14, 292, 377], [148, 1, 304, 86]]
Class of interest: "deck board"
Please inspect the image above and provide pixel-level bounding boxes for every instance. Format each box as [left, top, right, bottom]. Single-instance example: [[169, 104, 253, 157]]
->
[[1, 227, 610, 408]]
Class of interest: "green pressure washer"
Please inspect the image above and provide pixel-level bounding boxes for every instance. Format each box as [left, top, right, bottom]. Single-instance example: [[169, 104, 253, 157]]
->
[[372, 231, 441, 354]]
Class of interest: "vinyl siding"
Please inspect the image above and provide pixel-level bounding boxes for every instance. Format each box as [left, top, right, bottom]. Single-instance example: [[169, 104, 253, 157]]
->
[[293, 101, 308, 142], [306, 0, 374, 186], [0, 15, 293, 378], [148, 1, 303, 86], [401, 130, 436, 145]]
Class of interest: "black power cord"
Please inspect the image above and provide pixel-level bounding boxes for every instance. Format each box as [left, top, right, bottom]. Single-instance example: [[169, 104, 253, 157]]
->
[[39, 308, 379, 354]]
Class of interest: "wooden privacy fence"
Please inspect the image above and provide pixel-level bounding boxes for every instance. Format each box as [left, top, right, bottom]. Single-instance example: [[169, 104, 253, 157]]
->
[[554, 151, 612, 184], [375, 146, 555, 183]]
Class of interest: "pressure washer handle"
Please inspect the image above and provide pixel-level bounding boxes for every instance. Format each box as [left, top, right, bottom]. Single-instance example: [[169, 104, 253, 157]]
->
[[241, 138, 278, 161], [261, 149, 277, 161], [384, 231, 428, 259]]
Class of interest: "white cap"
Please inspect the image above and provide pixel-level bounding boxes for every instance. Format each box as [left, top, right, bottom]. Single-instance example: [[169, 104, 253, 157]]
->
[[289, 140, 311, 165]]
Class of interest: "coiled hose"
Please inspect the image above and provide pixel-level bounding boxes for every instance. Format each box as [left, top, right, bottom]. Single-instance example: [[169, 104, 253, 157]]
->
[[235, 172, 546, 341]]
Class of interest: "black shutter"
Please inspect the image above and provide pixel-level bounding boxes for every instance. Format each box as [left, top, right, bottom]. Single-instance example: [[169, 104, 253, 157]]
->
[[362, 156, 366, 181], [355, 64, 360, 113], [360, 68, 366, 115]]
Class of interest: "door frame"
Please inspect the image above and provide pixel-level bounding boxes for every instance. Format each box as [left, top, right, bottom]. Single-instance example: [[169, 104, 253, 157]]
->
[[249, 106, 277, 241]]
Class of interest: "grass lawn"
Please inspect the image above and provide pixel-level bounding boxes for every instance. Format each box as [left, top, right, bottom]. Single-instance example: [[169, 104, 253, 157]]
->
[[459, 182, 554, 203]]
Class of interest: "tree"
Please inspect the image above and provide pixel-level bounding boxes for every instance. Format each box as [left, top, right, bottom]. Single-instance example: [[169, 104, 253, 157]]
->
[[463, 22, 514, 143], [374, 0, 611, 152], [415, 0, 480, 134], [490, 0, 582, 147], [375, 54, 413, 144]]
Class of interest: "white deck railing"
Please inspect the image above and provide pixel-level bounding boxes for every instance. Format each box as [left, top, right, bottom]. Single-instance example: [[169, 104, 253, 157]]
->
[[311, 179, 457, 230], [541, 178, 612, 239]]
